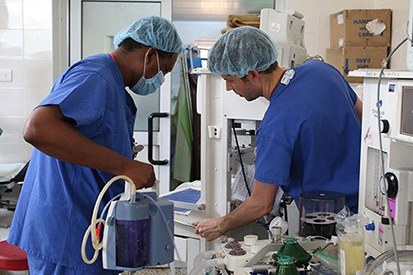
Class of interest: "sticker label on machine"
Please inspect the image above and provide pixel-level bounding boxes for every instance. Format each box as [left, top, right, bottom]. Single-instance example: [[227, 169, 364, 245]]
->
[[270, 23, 281, 32], [378, 225, 384, 245]]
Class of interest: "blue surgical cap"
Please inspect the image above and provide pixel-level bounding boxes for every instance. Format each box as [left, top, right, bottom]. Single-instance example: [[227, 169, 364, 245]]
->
[[208, 26, 278, 78], [114, 16, 183, 53]]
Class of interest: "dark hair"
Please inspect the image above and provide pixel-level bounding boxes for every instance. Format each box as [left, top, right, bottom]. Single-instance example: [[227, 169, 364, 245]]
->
[[241, 61, 278, 80], [118, 38, 175, 59], [261, 61, 278, 74]]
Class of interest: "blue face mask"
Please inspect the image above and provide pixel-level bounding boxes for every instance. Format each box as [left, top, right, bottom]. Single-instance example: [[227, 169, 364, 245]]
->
[[131, 50, 165, 96]]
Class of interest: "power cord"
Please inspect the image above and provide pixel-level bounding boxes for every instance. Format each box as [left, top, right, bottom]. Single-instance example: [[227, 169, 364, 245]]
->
[[376, 37, 408, 275], [405, 21, 413, 44], [232, 123, 251, 196]]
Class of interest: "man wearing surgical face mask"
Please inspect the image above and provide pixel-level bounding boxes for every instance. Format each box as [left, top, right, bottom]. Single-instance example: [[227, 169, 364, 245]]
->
[[114, 37, 178, 97], [8, 16, 182, 274], [131, 47, 165, 95]]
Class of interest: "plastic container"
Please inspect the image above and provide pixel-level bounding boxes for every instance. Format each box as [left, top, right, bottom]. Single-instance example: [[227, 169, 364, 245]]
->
[[299, 191, 345, 238], [365, 250, 413, 275], [115, 201, 150, 268], [336, 207, 367, 275]]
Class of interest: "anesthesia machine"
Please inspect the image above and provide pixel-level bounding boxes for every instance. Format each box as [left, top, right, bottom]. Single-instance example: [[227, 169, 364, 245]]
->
[[351, 69, 413, 257]]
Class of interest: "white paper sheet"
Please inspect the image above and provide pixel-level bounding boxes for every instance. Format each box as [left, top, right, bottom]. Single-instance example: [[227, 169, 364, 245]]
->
[[231, 164, 284, 213]]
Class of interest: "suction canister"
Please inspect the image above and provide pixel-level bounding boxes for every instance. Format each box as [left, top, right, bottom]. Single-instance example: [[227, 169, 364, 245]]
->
[[114, 201, 150, 268], [102, 191, 174, 271], [82, 176, 174, 272]]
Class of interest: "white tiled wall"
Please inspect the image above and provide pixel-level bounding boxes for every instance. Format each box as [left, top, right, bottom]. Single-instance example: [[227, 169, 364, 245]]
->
[[0, 0, 52, 164]]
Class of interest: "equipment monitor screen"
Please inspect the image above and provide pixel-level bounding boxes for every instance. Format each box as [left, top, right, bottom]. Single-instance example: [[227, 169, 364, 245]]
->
[[401, 86, 413, 136]]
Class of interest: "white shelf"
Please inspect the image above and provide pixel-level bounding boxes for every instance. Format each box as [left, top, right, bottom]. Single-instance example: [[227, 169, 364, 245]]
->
[[349, 69, 413, 79]]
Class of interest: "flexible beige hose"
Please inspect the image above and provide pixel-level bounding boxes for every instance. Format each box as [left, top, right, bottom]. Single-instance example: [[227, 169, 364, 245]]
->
[[81, 175, 136, 265]]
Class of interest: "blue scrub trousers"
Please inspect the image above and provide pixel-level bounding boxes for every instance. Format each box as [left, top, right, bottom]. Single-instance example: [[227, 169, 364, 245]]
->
[[27, 254, 119, 275]]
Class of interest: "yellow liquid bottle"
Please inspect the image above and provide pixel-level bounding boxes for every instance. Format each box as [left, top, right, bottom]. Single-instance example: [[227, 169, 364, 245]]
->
[[339, 236, 365, 275]]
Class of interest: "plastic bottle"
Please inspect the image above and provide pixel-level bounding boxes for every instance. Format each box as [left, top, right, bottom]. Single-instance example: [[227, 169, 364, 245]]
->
[[338, 227, 365, 275]]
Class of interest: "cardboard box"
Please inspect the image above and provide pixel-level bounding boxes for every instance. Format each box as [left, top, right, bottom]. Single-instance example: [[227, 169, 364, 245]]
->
[[326, 46, 388, 83], [330, 9, 392, 47]]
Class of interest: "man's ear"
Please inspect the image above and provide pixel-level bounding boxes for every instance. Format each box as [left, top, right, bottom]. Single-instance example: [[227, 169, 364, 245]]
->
[[248, 70, 260, 81], [144, 47, 157, 65]]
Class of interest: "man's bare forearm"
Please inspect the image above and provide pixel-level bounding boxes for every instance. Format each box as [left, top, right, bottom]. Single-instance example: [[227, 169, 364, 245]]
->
[[219, 197, 270, 234], [219, 181, 278, 234], [194, 181, 278, 241]]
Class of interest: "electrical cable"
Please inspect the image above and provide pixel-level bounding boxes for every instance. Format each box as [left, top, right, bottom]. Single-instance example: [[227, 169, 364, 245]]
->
[[303, 235, 329, 241], [376, 37, 408, 275], [231, 123, 251, 196], [283, 195, 289, 222], [405, 21, 413, 44]]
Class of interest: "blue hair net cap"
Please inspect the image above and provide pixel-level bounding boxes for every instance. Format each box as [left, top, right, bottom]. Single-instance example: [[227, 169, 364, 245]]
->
[[113, 16, 183, 53], [208, 26, 278, 78]]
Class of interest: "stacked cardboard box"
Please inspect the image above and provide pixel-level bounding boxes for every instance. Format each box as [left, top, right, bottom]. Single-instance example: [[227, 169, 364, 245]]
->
[[326, 9, 392, 83], [221, 14, 260, 34]]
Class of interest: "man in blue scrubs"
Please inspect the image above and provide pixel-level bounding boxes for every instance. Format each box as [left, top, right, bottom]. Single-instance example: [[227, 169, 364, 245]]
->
[[194, 27, 361, 241], [8, 16, 182, 274]]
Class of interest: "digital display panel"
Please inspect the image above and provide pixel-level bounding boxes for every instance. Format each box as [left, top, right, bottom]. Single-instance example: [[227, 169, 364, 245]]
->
[[401, 86, 413, 136]]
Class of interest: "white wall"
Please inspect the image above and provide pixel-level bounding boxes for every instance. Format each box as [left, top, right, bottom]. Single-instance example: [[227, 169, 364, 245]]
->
[[173, 0, 273, 21], [289, 0, 375, 60], [174, 21, 226, 45], [172, 0, 411, 70], [0, 0, 53, 164], [374, 0, 410, 70], [288, 0, 410, 70]]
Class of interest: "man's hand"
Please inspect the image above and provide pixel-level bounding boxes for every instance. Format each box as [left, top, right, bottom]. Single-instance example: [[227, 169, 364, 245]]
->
[[120, 160, 156, 189], [193, 181, 278, 241], [193, 218, 225, 241]]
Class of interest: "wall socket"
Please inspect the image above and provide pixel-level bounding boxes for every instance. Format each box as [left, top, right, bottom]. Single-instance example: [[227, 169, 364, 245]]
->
[[0, 69, 12, 82]]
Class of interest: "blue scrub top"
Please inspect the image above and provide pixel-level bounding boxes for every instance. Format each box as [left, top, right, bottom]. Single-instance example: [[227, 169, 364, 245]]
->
[[8, 54, 137, 273], [255, 60, 361, 213]]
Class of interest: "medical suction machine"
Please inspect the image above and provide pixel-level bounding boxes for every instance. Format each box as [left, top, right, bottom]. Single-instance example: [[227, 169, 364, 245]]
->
[[81, 175, 174, 272]]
